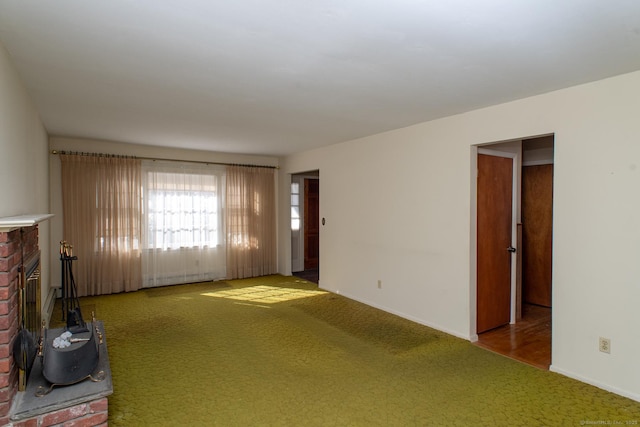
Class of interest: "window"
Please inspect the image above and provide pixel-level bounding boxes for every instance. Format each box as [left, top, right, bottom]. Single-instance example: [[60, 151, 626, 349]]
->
[[145, 172, 221, 250], [291, 182, 300, 231]]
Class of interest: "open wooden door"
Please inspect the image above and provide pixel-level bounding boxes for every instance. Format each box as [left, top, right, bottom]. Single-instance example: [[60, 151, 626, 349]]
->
[[522, 164, 553, 307], [477, 153, 515, 333], [304, 179, 319, 269]]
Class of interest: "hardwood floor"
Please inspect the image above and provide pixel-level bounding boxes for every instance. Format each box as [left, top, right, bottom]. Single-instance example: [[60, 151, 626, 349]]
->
[[292, 268, 319, 284], [475, 303, 551, 370]]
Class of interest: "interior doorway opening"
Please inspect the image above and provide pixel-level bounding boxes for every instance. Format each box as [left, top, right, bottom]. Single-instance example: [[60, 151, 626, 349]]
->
[[291, 171, 320, 284], [473, 135, 554, 370]]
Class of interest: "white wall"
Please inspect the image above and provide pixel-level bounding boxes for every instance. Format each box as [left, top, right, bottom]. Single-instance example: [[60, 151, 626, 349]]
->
[[48, 136, 280, 291], [279, 70, 640, 401], [0, 42, 51, 312]]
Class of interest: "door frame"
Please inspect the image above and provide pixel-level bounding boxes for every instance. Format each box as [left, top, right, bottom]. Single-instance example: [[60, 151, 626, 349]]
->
[[471, 146, 520, 340], [290, 174, 305, 273], [290, 172, 320, 273]]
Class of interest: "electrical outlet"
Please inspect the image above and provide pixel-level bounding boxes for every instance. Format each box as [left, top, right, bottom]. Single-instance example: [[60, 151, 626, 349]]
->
[[599, 337, 611, 354], [377, 280, 382, 289]]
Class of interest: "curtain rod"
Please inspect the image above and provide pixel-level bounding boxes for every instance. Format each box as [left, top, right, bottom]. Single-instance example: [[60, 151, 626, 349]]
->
[[50, 150, 279, 170]]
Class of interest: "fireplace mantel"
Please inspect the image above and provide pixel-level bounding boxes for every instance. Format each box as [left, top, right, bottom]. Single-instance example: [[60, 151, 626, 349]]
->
[[0, 213, 54, 232]]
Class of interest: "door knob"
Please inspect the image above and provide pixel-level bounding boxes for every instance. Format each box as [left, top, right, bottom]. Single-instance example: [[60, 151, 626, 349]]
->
[[507, 246, 516, 253]]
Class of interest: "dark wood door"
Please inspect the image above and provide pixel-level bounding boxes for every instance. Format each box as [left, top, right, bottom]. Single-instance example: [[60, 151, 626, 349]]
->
[[477, 153, 513, 334], [304, 179, 319, 269], [522, 164, 553, 307]]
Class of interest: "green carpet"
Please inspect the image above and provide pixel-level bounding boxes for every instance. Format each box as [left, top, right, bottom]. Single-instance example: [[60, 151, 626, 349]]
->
[[53, 275, 640, 426]]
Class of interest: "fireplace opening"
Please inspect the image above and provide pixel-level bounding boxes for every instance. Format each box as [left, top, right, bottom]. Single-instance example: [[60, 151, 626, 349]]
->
[[16, 249, 42, 391]]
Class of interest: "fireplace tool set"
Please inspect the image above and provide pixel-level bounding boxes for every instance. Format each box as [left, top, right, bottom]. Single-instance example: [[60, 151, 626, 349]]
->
[[33, 241, 104, 396], [59, 241, 87, 332]]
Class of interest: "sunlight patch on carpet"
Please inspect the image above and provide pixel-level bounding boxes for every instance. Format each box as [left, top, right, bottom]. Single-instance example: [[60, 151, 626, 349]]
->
[[143, 281, 230, 297], [202, 285, 327, 304]]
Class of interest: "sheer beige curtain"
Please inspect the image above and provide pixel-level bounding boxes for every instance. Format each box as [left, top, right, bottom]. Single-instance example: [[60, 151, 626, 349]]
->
[[60, 154, 143, 296], [225, 165, 277, 279], [141, 161, 227, 287]]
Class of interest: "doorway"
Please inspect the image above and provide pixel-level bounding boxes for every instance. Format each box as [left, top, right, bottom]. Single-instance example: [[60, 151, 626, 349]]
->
[[291, 171, 320, 284], [474, 136, 554, 369]]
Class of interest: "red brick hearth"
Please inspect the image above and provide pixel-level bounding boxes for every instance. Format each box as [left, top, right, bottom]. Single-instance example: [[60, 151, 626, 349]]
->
[[0, 224, 110, 427]]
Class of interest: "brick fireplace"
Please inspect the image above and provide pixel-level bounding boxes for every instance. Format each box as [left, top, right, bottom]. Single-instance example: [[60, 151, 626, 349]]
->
[[0, 216, 111, 426], [0, 225, 39, 425]]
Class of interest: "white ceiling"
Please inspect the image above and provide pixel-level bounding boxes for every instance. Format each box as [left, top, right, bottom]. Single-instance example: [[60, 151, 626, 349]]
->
[[2, 1, 640, 156]]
